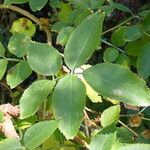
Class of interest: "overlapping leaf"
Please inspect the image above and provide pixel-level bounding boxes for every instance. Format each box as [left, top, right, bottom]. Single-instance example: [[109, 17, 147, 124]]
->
[[20, 80, 56, 119], [83, 63, 150, 106]]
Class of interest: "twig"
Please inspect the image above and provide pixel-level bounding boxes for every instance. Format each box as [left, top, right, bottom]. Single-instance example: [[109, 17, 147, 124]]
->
[[85, 107, 99, 114], [119, 120, 139, 137], [0, 5, 40, 25], [0, 4, 52, 46], [102, 16, 137, 35], [101, 39, 125, 53], [83, 110, 90, 138]]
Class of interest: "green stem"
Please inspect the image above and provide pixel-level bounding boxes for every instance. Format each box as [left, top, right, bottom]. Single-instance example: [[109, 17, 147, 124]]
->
[[102, 16, 135, 35], [0, 56, 23, 62], [119, 120, 139, 137], [101, 39, 125, 53]]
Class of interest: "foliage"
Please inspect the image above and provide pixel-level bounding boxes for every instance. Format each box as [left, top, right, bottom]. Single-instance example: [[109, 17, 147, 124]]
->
[[0, 0, 150, 149]]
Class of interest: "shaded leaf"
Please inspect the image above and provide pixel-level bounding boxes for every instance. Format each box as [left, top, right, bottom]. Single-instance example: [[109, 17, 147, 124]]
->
[[90, 0, 105, 9], [0, 42, 5, 56], [103, 47, 119, 63], [56, 27, 74, 46], [137, 43, 150, 79], [6, 61, 32, 89], [0, 59, 8, 80], [123, 25, 143, 42], [23, 120, 59, 150], [111, 26, 127, 46]]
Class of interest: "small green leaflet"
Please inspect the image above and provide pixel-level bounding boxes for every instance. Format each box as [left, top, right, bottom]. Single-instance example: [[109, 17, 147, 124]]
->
[[52, 75, 86, 139], [137, 43, 150, 79], [111, 26, 127, 46], [83, 63, 150, 106], [64, 12, 105, 70], [29, 0, 48, 11], [0, 138, 22, 150], [0, 42, 5, 56], [101, 105, 120, 127], [6, 61, 32, 89], [20, 80, 56, 119], [103, 47, 119, 63], [8, 33, 31, 58], [23, 120, 59, 150], [123, 25, 143, 42], [0, 59, 8, 80], [56, 27, 74, 46]]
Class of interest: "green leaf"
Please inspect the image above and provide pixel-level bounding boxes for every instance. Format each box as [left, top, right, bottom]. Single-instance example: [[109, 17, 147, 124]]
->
[[101, 105, 120, 127], [111, 27, 127, 46], [0, 138, 22, 150], [142, 12, 150, 33], [90, 0, 105, 9], [119, 144, 150, 150], [64, 12, 105, 70], [0, 42, 5, 56], [69, 0, 90, 9], [27, 42, 62, 76], [112, 2, 132, 13], [8, 33, 31, 58], [52, 75, 86, 139], [23, 120, 59, 150], [6, 61, 32, 89], [89, 133, 116, 150], [125, 36, 150, 57], [137, 43, 150, 79], [103, 48, 119, 63], [123, 25, 143, 42], [4, 0, 28, 5], [49, 0, 62, 8], [58, 3, 72, 23], [51, 22, 68, 33], [0, 59, 8, 80], [83, 63, 150, 106], [74, 9, 91, 26], [115, 53, 130, 67], [10, 18, 36, 37], [117, 127, 135, 143], [29, 0, 48, 11], [56, 27, 74, 46], [20, 80, 56, 119], [99, 5, 114, 16]]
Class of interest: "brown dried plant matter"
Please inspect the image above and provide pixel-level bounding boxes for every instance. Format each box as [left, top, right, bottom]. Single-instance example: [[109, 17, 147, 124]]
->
[[0, 103, 20, 139]]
